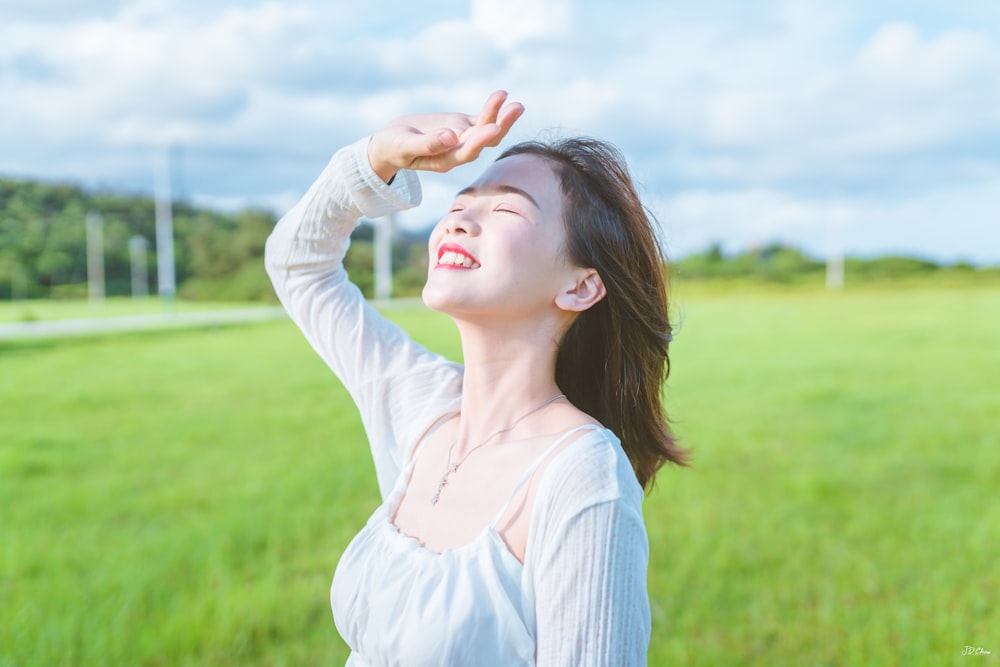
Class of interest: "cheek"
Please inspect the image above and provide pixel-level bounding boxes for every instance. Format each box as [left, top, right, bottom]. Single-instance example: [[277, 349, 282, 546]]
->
[[523, 227, 570, 267], [426, 223, 445, 260]]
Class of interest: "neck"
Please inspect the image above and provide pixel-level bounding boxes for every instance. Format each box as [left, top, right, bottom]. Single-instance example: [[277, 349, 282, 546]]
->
[[451, 315, 566, 449]]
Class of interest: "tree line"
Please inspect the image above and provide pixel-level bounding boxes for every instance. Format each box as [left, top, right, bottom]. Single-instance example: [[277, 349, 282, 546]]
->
[[673, 242, 995, 284], [0, 177, 428, 302], [1, 177, 994, 302]]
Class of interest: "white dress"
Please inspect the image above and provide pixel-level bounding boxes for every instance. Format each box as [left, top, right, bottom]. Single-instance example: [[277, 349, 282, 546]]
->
[[265, 137, 652, 666]]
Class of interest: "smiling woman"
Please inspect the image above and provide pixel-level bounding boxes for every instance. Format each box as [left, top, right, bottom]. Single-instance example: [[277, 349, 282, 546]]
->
[[265, 90, 687, 666]]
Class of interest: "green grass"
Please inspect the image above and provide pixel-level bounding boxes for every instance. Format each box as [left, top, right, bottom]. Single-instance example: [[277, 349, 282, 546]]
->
[[1, 285, 997, 666]]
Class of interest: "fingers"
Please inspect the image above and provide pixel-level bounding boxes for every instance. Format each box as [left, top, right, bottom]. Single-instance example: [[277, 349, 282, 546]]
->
[[459, 90, 524, 154], [450, 124, 503, 163], [474, 90, 509, 127], [385, 91, 524, 174], [422, 128, 461, 156], [396, 127, 460, 162], [488, 101, 525, 147], [412, 125, 500, 171]]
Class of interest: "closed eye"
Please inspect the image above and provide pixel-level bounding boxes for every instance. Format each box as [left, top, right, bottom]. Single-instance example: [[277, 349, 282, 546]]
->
[[456, 184, 540, 212], [494, 206, 519, 215]]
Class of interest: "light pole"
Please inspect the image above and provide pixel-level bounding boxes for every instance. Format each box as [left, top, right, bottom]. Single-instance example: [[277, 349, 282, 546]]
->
[[86, 212, 105, 305], [154, 149, 176, 308], [374, 213, 395, 301], [129, 236, 149, 299]]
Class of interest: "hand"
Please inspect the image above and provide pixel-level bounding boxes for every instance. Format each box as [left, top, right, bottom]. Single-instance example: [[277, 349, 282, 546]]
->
[[367, 90, 525, 183]]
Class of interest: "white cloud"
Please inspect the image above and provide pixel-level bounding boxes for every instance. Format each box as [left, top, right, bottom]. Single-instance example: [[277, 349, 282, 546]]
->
[[657, 176, 1000, 264], [1, 0, 998, 263], [658, 188, 830, 256], [681, 20, 1000, 161], [1, 3, 322, 146], [377, 19, 503, 80], [471, 0, 572, 49]]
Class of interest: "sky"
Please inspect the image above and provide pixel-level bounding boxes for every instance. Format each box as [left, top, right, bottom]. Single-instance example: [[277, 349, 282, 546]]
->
[[2, 0, 999, 264]]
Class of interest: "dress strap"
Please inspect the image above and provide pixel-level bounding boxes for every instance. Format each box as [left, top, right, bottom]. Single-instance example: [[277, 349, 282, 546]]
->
[[488, 424, 603, 529], [407, 409, 459, 465], [388, 408, 460, 506]]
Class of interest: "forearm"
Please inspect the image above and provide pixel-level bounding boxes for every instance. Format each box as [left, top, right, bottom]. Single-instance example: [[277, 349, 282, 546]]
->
[[264, 137, 436, 495], [265, 136, 421, 298]]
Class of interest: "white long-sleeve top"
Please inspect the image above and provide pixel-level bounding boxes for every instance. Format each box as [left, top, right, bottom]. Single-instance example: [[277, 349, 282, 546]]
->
[[265, 137, 652, 666]]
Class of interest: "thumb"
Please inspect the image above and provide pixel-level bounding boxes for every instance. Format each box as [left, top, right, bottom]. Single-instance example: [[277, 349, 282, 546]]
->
[[393, 128, 459, 166], [422, 129, 460, 156]]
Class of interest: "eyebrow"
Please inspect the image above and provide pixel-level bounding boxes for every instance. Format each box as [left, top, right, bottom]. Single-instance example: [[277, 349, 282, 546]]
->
[[455, 184, 540, 210]]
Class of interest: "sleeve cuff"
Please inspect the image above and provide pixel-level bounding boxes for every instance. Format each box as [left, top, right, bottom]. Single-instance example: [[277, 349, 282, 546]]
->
[[329, 136, 422, 220]]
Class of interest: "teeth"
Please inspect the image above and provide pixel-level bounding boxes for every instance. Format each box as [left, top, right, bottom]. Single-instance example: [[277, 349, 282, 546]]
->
[[438, 250, 479, 268]]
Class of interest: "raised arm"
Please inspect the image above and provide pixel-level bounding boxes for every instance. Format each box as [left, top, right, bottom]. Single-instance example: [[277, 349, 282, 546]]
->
[[264, 91, 524, 497]]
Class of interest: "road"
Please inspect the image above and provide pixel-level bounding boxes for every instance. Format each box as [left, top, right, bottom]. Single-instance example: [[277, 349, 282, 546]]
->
[[0, 307, 289, 341]]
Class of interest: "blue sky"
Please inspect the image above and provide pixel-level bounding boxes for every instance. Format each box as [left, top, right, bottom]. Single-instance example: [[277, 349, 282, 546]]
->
[[2, 0, 999, 263]]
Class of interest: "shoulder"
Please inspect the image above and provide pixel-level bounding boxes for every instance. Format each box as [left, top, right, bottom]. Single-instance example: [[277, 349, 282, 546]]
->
[[536, 426, 644, 522], [523, 425, 649, 579]]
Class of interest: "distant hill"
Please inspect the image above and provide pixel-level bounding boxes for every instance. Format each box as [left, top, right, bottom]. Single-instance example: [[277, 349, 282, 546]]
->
[[0, 176, 431, 301], [2, 177, 995, 301], [672, 242, 997, 285]]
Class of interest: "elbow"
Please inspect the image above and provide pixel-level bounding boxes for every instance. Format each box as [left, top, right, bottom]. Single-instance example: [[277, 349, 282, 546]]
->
[[263, 229, 286, 277], [263, 230, 291, 296]]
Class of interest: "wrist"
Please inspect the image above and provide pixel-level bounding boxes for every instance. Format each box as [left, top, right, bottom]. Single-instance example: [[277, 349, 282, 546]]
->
[[367, 135, 399, 185]]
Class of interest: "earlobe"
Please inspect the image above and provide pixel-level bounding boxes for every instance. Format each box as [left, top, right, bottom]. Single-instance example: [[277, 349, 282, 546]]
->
[[555, 269, 607, 312]]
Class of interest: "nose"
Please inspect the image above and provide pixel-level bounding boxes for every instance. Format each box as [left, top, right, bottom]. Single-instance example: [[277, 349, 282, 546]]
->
[[443, 208, 481, 236]]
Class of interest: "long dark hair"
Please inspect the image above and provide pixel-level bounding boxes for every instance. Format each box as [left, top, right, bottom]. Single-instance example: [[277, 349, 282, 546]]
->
[[499, 138, 689, 489]]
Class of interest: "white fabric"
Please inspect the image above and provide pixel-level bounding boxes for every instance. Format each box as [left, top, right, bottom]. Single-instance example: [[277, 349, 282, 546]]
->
[[265, 137, 652, 666]]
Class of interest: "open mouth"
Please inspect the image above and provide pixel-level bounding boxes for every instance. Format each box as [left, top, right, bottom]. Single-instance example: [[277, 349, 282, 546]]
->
[[436, 243, 481, 269]]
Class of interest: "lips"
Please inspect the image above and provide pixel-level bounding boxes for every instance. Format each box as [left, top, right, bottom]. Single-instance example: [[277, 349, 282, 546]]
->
[[436, 243, 481, 269]]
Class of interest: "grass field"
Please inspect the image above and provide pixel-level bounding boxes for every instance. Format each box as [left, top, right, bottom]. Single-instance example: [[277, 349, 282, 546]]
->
[[1, 283, 998, 666]]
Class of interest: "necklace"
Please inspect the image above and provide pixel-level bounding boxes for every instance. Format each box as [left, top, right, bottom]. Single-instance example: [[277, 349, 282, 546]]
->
[[430, 392, 565, 506]]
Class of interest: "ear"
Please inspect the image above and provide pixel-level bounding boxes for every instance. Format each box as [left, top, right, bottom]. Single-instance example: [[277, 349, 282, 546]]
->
[[555, 268, 607, 313]]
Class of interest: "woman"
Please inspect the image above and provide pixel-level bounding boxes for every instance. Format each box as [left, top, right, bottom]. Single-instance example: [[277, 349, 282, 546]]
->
[[265, 90, 687, 666]]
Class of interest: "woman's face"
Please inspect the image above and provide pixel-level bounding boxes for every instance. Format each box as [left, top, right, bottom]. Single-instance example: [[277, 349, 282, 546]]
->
[[422, 154, 576, 321]]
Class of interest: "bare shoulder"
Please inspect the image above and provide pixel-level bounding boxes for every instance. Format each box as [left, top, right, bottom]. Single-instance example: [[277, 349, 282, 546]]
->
[[541, 424, 640, 505], [494, 415, 630, 561]]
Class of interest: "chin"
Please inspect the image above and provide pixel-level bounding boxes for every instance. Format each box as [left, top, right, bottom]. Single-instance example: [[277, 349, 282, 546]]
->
[[421, 283, 482, 319], [421, 271, 462, 312], [421, 283, 449, 313]]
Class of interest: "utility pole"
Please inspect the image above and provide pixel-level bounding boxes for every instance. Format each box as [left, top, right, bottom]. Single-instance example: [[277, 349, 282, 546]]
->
[[825, 251, 845, 289], [826, 200, 847, 290], [86, 212, 105, 305], [374, 213, 395, 301], [154, 149, 176, 307], [129, 236, 149, 299]]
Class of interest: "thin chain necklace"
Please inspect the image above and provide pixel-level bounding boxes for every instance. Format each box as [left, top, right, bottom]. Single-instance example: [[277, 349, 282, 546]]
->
[[430, 392, 565, 506]]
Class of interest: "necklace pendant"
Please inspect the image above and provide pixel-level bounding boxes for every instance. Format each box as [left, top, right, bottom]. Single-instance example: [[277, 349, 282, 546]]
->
[[429, 392, 566, 508], [431, 471, 451, 506]]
